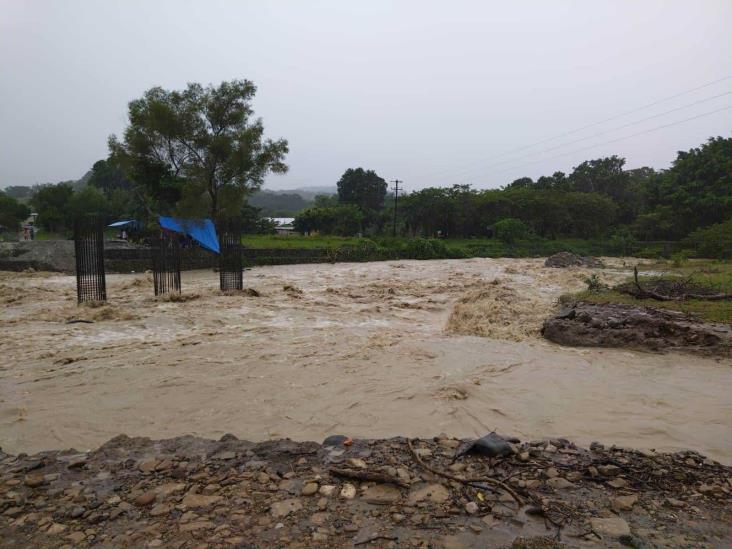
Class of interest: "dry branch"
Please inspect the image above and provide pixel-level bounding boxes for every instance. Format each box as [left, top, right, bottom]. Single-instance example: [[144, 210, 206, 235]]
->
[[406, 438, 524, 506]]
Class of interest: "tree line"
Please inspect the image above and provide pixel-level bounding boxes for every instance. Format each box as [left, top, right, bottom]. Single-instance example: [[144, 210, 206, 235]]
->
[[0, 78, 729, 257], [292, 136, 731, 254]]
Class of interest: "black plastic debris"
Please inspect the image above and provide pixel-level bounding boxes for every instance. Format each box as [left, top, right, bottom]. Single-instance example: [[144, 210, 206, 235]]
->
[[455, 432, 517, 459], [323, 435, 349, 446]]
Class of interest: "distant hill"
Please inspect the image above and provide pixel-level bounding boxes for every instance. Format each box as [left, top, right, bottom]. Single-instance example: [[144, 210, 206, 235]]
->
[[248, 190, 313, 216], [248, 186, 337, 216]]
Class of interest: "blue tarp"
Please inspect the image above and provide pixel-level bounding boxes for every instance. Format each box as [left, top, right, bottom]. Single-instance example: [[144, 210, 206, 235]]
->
[[159, 216, 220, 254]]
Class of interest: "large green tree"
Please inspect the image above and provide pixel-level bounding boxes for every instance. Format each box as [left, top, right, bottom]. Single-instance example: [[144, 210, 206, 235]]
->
[[30, 183, 74, 232], [337, 168, 387, 213], [0, 191, 30, 231], [110, 80, 289, 221]]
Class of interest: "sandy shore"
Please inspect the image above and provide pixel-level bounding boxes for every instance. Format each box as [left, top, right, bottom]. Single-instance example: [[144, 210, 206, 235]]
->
[[1, 258, 730, 462]]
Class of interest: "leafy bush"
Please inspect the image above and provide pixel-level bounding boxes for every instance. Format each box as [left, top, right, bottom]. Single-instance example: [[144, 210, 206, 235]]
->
[[403, 238, 449, 259], [609, 227, 638, 255], [584, 273, 608, 291], [494, 218, 530, 244], [685, 219, 732, 259]]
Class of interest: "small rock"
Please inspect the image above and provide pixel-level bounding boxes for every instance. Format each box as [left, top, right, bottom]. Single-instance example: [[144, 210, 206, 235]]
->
[[46, 523, 68, 535], [465, 501, 479, 515], [134, 491, 156, 507], [362, 484, 401, 505], [590, 517, 631, 540], [182, 493, 223, 509], [347, 458, 367, 469], [407, 483, 450, 505], [270, 498, 303, 518], [137, 459, 158, 473], [607, 477, 628, 489], [24, 473, 45, 488], [546, 478, 576, 490], [318, 484, 336, 496], [665, 498, 685, 508], [340, 483, 357, 500], [612, 495, 638, 512], [150, 503, 171, 517], [301, 482, 319, 496]]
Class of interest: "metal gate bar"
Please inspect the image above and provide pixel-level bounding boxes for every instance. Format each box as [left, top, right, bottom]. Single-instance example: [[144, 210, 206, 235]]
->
[[219, 222, 243, 291], [74, 216, 107, 303], [152, 233, 181, 296]]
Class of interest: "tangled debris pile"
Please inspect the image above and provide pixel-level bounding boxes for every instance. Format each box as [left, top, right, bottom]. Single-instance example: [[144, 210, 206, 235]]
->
[[542, 302, 732, 356], [1, 433, 730, 548]]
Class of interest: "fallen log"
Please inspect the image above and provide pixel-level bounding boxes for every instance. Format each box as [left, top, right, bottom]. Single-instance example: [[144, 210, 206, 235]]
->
[[629, 267, 732, 301]]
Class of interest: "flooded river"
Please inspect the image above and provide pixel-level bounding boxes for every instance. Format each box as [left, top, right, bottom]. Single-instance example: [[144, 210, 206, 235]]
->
[[1, 258, 730, 462]]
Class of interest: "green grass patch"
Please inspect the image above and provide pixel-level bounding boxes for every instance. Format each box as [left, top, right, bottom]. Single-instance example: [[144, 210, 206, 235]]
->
[[566, 260, 732, 323]]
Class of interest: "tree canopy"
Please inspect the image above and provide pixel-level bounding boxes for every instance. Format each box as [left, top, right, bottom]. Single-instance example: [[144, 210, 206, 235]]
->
[[110, 80, 289, 221]]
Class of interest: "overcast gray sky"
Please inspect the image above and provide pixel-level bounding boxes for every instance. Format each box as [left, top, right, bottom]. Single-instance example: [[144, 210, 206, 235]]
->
[[1, 0, 731, 192]]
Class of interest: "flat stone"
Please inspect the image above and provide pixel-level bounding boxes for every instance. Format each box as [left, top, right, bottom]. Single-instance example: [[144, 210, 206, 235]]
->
[[270, 498, 303, 518], [407, 483, 450, 505], [24, 474, 45, 488], [155, 482, 186, 498], [182, 493, 223, 509], [46, 523, 68, 535], [612, 495, 638, 511], [319, 484, 336, 496], [347, 458, 367, 469], [179, 520, 215, 532], [310, 512, 330, 525], [607, 477, 628, 489], [150, 503, 171, 517], [590, 517, 631, 540], [362, 484, 401, 505], [547, 477, 576, 490], [138, 459, 159, 473], [301, 482, 319, 496], [66, 532, 86, 543], [134, 491, 156, 506]]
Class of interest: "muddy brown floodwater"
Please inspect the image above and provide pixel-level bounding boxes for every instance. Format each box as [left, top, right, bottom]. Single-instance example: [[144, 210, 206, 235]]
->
[[1, 258, 730, 463]]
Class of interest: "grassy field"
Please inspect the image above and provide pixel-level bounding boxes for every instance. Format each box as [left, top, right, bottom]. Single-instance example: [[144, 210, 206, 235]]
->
[[569, 259, 732, 323], [240, 234, 646, 257]]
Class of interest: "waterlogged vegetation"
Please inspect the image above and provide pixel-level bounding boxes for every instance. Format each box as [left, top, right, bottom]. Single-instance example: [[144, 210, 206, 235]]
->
[[566, 260, 732, 323]]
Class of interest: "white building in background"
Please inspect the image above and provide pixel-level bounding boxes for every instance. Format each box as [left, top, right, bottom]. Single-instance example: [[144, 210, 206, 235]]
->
[[266, 217, 296, 235]]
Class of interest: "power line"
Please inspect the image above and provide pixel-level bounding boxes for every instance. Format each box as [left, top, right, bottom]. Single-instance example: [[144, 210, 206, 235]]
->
[[391, 179, 402, 237], [466, 104, 732, 185], [429, 90, 732, 183], [416, 74, 732, 182]]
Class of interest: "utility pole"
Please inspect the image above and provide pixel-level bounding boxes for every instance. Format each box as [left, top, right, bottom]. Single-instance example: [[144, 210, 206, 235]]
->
[[391, 179, 402, 237]]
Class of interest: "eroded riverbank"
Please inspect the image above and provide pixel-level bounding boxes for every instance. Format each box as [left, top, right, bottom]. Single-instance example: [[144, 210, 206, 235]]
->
[[1, 259, 730, 462]]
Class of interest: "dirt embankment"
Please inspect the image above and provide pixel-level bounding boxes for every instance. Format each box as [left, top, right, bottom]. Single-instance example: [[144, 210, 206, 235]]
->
[[542, 302, 732, 356], [1, 433, 730, 548]]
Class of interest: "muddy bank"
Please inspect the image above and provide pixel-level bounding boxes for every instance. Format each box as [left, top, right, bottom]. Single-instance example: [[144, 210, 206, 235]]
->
[[1, 433, 730, 548], [542, 302, 732, 357]]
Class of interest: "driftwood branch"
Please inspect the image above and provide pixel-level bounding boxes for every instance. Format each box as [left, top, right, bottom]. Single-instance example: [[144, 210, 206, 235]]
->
[[629, 267, 732, 301], [406, 438, 524, 506], [329, 467, 409, 488]]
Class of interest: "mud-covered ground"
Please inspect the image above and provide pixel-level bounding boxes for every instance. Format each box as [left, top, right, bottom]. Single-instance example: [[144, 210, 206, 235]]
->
[[1, 258, 731, 464], [1, 433, 730, 548]]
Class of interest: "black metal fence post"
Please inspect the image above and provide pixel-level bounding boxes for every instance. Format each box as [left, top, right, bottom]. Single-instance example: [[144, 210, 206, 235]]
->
[[74, 216, 107, 304], [152, 233, 182, 296], [219, 222, 243, 291]]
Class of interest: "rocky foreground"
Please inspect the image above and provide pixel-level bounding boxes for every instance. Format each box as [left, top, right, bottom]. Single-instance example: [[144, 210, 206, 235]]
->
[[1, 434, 730, 548]]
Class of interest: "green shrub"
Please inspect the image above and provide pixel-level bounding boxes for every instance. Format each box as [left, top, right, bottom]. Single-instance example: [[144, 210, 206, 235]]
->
[[685, 219, 732, 259], [494, 218, 530, 244]]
